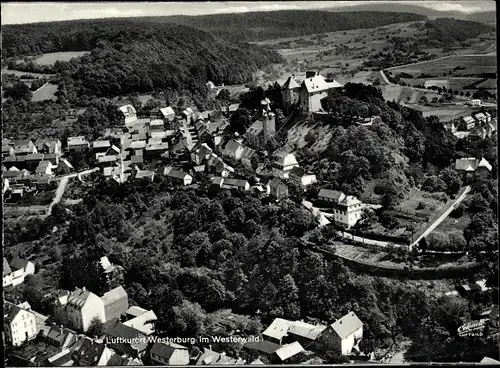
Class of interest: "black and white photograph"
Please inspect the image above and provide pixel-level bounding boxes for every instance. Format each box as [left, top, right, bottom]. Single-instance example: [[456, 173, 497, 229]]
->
[[1, 1, 498, 366]]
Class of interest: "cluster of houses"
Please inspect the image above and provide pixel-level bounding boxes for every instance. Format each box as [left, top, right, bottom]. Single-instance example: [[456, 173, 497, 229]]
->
[[2, 138, 71, 199], [446, 111, 497, 140]]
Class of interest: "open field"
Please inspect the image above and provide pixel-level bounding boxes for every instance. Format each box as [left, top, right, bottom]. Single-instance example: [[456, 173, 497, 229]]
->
[[379, 85, 441, 103], [32, 83, 58, 102], [33, 51, 90, 65], [388, 55, 497, 77], [434, 212, 471, 235], [1, 68, 55, 78], [406, 103, 481, 121]]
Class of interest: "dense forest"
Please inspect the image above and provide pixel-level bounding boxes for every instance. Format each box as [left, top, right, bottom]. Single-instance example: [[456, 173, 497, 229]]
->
[[3, 20, 282, 106], [423, 18, 494, 44], [2, 11, 426, 54], [163, 11, 426, 42]]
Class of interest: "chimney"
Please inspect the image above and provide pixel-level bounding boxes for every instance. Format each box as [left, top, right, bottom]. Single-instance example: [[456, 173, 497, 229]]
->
[[82, 286, 86, 292]]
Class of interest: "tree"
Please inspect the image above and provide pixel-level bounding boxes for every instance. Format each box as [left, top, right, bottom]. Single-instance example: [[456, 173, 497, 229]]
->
[[439, 168, 462, 195], [87, 317, 105, 337], [427, 232, 449, 251], [217, 89, 231, 101]]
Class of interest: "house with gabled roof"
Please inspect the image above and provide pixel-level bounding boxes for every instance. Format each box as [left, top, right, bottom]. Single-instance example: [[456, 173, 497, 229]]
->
[[159, 106, 176, 122], [316, 311, 363, 355], [163, 167, 193, 186], [73, 338, 115, 366], [148, 342, 189, 365], [455, 157, 492, 182], [35, 160, 54, 177], [13, 139, 38, 155], [135, 170, 155, 182], [317, 189, 364, 229], [267, 177, 288, 201], [272, 153, 299, 179], [54, 287, 106, 333], [67, 136, 90, 152], [102, 285, 129, 324], [2, 144, 15, 158], [211, 177, 250, 192], [273, 341, 306, 363], [104, 321, 148, 358], [459, 115, 476, 131], [4, 301, 38, 346], [289, 166, 317, 188], [42, 325, 77, 349], [123, 308, 157, 336], [5, 257, 35, 287], [119, 104, 138, 126]]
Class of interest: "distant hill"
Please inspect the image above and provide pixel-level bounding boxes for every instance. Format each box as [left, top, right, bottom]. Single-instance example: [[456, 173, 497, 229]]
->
[[326, 3, 495, 25], [2, 19, 283, 106], [155, 10, 427, 42], [423, 18, 495, 44]]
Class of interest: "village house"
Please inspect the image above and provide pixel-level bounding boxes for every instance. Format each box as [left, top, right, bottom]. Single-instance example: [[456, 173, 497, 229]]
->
[[455, 157, 492, 183], [2, 144, 15, 158], [159, 106, 176, 124], [12, 139, 38, 156], [42, 325, 77, 349], [102, 285, 129, 324], [67, 136, 90, 152], [206, 154, 234, 177], [72, 337, 115, 366], [54, 287, 106, 333], [444, 121, 457, 133], [24, 153, 45, 170], [315, 312, 363, 356], [317, 189, 364, 229], [104, 321, 148, 358], [3, 257, 36, 288], [163, 167, 193, 186], [35, 160, 55, 177], [135, 170, 155, 182], [458, 116, 476, 131], [191, 143, 214, 165], [148, 342, 190, 365], [262, 318, 327, 348], [35, 138, 62, 155], [211, 177, 250, 192], [123, 306, 157, 336], [119, 104, 138, 127], [4, 301, 38, 346], [473, 112, 488, 125], [272, 153, 299, 179], [242, 341, 281, 364], [44, 153, 60, 166], [148, 119, 165, 132], [273, 342, 306, 364], [289, 166, 317, 188], [267, 177, 289, 200], [91, 140, 112, 154]]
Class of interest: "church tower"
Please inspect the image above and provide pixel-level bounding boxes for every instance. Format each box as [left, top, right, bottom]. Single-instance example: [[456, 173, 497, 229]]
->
[[261, 98, 276, 145]]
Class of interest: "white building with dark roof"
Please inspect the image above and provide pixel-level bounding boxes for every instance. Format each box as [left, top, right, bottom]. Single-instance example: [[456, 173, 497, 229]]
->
[[119, 104, 138, 126], [272, 153, 299, 179], [55, 287, 106, 333], [318, 189, 364, 229], [297, 71, 342, 113], [316, 311, 363, 355], [4, 301, 38, 346]]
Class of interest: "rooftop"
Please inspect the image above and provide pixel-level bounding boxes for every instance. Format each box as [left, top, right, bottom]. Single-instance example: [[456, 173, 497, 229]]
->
[[331, 311, 363, 340]]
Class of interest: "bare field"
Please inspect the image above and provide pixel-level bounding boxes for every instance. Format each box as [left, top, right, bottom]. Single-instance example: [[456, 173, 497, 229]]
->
[[406, 104, 480, 121]]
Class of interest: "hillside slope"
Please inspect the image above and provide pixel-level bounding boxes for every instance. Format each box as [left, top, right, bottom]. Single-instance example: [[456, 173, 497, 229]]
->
[[3, 20, 282, 106]]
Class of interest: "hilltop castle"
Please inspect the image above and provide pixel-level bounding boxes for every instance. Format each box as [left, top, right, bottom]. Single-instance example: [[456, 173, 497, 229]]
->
[[282, 71, 342, 113]]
